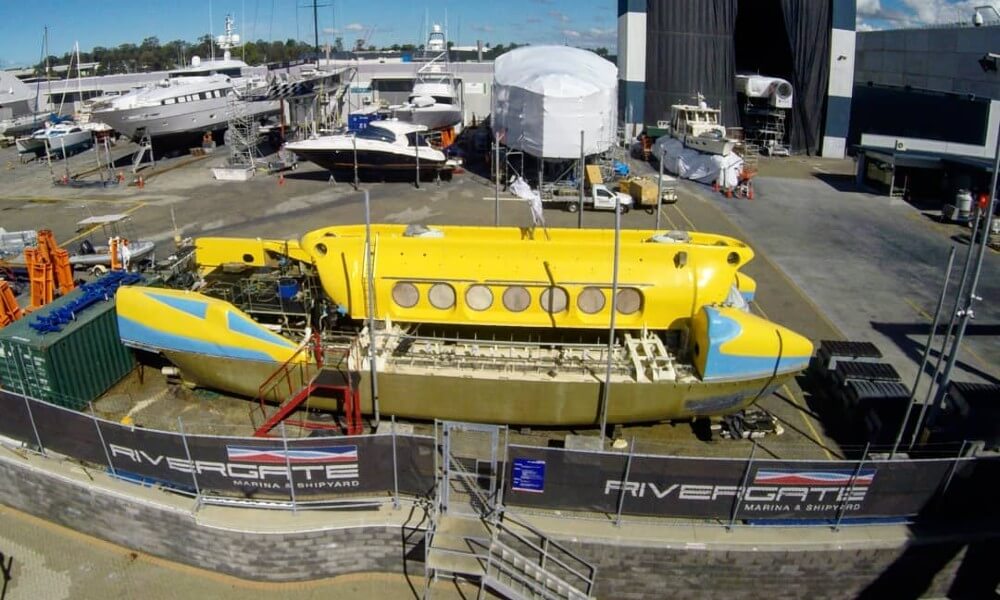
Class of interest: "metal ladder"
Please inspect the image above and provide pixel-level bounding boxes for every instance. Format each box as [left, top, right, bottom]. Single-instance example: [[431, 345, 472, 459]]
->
[[423, 422, 597, 600]]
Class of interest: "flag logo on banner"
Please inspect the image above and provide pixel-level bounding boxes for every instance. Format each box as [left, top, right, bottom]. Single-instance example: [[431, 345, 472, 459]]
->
[[226, 445, 358, 465], [753, 469, 876, 486]]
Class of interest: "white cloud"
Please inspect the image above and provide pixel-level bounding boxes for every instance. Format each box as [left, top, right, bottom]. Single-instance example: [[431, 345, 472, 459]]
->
[[472, 24, 495, 33], [857, 0, 882, 16], [561, 29, 581, 38], [549, 10, 571, 23], [344, 23, 366, 32]]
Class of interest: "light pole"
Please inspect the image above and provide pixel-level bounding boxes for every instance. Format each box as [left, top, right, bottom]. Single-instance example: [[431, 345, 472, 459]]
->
[[930, 52, 999, 421]]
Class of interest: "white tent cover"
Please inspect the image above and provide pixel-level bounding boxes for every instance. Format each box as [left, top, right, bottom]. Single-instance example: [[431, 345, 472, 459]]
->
[[652, 137, 744, 189], [492, 46, 617, 159]]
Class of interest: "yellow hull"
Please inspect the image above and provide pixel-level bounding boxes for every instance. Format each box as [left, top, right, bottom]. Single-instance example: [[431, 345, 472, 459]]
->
[[200, 225, 756, 331], [163, 349, 790, 425]]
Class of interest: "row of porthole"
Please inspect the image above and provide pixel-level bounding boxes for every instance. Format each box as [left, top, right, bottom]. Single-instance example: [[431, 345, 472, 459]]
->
[[391, 282, 643, 315]]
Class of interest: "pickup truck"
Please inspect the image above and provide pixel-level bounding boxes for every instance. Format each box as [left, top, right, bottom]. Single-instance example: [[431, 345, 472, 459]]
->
[[556, 184, 634, 213]]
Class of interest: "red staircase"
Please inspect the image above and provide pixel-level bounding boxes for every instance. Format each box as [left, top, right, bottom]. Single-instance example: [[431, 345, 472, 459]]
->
[[251, 334, 363, 437]]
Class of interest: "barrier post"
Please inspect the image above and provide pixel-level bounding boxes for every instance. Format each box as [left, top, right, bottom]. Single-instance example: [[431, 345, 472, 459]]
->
[[939, 440, 969, 499], [89, 402, 116, 477], [833, 442, 870, 532], [22, 395, 45, 456], [728, 441, 756, 531], [177, 417, 202, 511], [391, 415, 400, 510], [280, 422, 297, 514], [614, 438, 635, 528], [496, 427, 509, 512]]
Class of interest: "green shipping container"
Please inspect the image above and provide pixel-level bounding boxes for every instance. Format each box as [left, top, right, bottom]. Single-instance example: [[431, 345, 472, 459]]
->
[[0, 289, 135, 410]]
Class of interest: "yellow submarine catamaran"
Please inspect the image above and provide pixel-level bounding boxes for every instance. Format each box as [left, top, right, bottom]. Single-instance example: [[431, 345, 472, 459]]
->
[[115, 224, 814, 425]]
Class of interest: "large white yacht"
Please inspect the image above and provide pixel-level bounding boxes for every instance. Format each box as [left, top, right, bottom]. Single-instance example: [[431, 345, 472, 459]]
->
[[90, 18, 278, 144], [285, 120, 447, 175], [389, 24, 462, 132]]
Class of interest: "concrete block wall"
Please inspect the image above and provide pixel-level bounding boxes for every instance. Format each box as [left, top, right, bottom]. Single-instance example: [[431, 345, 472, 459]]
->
[[856, 25, 1000, 99], [0, 456, 407, 581]]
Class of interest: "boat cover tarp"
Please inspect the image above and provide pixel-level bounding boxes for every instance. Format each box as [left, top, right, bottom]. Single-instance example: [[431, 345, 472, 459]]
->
[[492, 46, 617, 159], [652, 137, 743, 188]]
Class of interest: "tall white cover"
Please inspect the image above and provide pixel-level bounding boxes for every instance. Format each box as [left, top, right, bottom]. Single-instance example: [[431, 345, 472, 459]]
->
[[492, 46, 618, 159]]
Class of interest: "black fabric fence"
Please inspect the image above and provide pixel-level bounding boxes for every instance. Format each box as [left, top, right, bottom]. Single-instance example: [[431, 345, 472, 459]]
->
[[0, 389, 435, 499], [504, 444, 998, 522], [644, 0, 740, 127]]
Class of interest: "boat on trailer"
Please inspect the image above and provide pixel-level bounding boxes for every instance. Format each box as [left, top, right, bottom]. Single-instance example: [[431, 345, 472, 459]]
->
[[114, 224, 813, 426]]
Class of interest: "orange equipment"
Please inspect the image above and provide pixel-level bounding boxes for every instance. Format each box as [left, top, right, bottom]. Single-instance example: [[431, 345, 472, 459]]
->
[[109, 237, 123, 271], [0, 279, 23, 327], [24, 229, 76, 310], [37, 230, 75, 295]]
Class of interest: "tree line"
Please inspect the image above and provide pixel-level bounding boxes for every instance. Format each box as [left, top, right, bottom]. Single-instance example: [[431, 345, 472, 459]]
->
[[31, 36, 612, 75]]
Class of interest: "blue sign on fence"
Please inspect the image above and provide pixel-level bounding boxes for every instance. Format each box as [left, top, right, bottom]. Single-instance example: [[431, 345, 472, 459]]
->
[[512, 458, 546, 493]]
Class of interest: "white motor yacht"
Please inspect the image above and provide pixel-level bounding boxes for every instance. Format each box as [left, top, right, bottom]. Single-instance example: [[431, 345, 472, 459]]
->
[[285, 120, 447, 174], [91, 18, 277, 144], [91, 52, 277, 144]]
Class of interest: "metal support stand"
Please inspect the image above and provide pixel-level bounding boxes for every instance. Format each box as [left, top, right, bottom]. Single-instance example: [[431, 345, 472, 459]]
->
[[940, 440, 969, 498], [365, 190, 380, 430], [178, 417, 202, 510], [728, 441, 756, 530], [656, 158, 664, 230], [893, 246, 955, 457], [89, 402, 116, 476], [598, 197, 622, 440], [932, 120, 1000, 414], [415, 132, 421, 189], [614, 438, 634, 527], [352, 133, 359, 190], [391, 415, 400, 509], [913, 210, 981, 444], [833, 442, 870, 531], [578, 130, 585, 227], [280, 422, 297, 513], [22, 395, 45, 455], [494, 132, 501, 227]]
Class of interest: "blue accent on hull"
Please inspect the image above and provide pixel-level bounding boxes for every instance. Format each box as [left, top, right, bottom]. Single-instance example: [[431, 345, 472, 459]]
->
[[701, 307, 809, 381], [146, 291, 208, 319], [226, 311, 297, 348], [117, 316, 275, 362], [740, 291, 755, 303]]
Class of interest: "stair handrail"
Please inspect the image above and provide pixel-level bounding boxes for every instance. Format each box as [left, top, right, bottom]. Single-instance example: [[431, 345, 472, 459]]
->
[[486, 538, 590, 600], [496, 512, 597, 595]]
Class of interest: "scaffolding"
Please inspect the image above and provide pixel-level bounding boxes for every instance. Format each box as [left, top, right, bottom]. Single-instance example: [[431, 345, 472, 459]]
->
[[224, 86, 261, 171], [739, 102, 789, 157]]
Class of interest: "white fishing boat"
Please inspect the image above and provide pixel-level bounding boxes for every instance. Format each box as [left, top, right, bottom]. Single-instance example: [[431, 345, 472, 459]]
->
[[667, 94, 737, 156], [389, 24, 462, 132], [16, 122, 92, 158]]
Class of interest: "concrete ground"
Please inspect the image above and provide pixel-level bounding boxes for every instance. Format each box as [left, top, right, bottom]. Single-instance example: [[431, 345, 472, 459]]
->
[[0, 504, 483, 600], [689, 162, 1000, 394]]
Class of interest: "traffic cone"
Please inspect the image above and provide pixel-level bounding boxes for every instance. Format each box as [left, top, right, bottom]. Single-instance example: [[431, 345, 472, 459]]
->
[[278, 174, 285, 186], [137, 176, 144, 189]]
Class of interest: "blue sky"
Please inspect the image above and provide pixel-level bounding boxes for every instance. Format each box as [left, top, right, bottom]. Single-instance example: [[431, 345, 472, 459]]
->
[[0, 0, 616, 67], [858, 0, 999, 30], [0, 0, 995, 67]]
